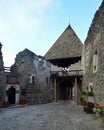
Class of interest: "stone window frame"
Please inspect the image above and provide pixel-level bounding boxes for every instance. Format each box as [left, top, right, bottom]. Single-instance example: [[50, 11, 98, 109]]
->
[[88, 83, 93, 91], [93, 50, 98, 73], [46, 76, 49, 84], [86, 45, 91, 67], [39, 58, 46, 70], [30, 74, 35, 85]]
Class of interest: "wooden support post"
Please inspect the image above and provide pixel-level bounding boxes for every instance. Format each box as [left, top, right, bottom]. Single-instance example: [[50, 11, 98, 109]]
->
[[54, 78, 57, 102], [75, 78, 78, 103]]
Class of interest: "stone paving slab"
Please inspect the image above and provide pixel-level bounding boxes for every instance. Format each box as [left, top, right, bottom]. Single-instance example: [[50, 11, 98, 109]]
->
[[0, 101, 104, 130]]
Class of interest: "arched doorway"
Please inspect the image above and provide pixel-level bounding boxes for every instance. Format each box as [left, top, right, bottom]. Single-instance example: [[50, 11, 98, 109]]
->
[[7, 86, 16, 104]]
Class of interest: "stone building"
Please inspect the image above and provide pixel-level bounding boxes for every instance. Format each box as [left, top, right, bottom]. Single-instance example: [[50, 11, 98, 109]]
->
[[45, 25, 83, 103], [82, 0, 104, 105], [0, 43, 6, 106], [5, 48, 52, 105], [1, 0, 104, 107]]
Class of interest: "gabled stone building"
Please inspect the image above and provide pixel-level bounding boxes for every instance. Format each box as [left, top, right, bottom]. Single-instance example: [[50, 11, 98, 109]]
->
[[45, 25, 83, 103], [82, 0, 104, 105]]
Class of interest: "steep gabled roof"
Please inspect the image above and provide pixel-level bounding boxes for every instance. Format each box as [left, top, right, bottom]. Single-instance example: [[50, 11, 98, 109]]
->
[[45, 25, 83, 61]]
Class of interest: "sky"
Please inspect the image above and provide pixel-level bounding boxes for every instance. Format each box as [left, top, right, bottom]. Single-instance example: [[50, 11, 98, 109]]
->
[[0, 0, 102, 67]]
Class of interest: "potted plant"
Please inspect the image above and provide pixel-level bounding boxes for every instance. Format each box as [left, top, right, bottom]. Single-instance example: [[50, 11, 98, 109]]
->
[[87, 91, 94, 102], [81, 100, 87, 106], [93, 104, 102, 117], [80, 96, 84, 103], [80, 96, 86, 106], [2, 90, 11, 107], [2, 101, 10, 107], [20, 88, 26, 96], [87, 91, 93, 97], [82, 91, 87, 96]]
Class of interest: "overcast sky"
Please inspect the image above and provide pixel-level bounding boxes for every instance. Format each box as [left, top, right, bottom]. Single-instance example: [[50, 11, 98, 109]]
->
[[0, 0, 102, 67]]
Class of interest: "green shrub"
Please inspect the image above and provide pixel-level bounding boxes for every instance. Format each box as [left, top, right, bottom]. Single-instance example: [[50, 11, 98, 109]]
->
[[20, 88, 26, 96], [80, 97, 84, 102], [87, 91, 93, 96], [82, 91, 87, 96]]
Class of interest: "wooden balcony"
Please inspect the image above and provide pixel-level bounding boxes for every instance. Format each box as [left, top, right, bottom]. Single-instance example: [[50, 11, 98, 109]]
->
[[50, 70, 83, 78]]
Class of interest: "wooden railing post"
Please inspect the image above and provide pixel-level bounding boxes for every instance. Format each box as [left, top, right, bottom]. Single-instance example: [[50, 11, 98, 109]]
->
[[75, 78, 78, 103], [54, 78, 57, 102]]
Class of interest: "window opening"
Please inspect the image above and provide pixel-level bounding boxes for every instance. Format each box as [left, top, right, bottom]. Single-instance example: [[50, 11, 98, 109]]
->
[[93, 50, 98, 73]]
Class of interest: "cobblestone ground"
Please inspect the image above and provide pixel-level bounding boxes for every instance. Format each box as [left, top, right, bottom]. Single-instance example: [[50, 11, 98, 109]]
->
[[0, 101, 104, 130]]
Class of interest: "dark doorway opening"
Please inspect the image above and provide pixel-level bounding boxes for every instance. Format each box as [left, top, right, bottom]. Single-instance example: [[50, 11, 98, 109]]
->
[[8, 86, 16, 104], [58, 79, 74, 101]]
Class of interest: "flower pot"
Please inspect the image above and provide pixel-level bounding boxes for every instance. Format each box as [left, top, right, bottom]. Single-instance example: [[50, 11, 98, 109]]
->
[[81, 100, 87, 106], [2, 101, 10, 107], [101, 110, 104, 116], [95, 111, 101, 117], [19, 99, 26, 105]]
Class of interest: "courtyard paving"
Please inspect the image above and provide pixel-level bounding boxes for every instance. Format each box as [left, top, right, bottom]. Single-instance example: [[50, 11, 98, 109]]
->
[[0, 101, 104, 130]]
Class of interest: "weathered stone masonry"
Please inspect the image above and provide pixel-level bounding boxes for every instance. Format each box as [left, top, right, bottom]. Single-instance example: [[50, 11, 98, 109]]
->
[[82, 0, 104, 105], [1, 1, 104, 107], [0, 43, 6, 106], [11, 49, 53, 104]]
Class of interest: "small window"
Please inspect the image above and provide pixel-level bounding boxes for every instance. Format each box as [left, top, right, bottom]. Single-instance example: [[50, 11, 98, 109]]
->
[[32, 76, 35, 85], [88, 83, 93, 91], [86, 47, 90, 66], [39, 60, 46, 70], [46, 77, 48, 84], [93, 50, 98, 73], [30, 75, 35, 85]]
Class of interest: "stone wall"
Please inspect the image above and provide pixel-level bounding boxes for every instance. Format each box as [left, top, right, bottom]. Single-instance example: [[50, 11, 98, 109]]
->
[[82, 0, 104, 104], [0, 43, 6, 106], [11, 49, 52, 104]]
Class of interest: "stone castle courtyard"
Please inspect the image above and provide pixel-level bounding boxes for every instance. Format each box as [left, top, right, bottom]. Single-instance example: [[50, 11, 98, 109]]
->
[[0, 101, 104, 130]]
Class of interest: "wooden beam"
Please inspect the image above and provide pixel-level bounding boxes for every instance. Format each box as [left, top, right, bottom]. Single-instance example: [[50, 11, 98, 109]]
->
[[54, 78, 57, 102], [75, 78, 78, 103]]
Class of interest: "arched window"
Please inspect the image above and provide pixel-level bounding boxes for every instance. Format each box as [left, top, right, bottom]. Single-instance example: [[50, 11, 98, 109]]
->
[[93, 50, 98, 73]]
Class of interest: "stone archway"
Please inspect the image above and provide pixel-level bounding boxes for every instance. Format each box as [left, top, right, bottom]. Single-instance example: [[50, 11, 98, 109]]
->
[[6, 85, 20, 105], [7, 86, 16, 104]]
